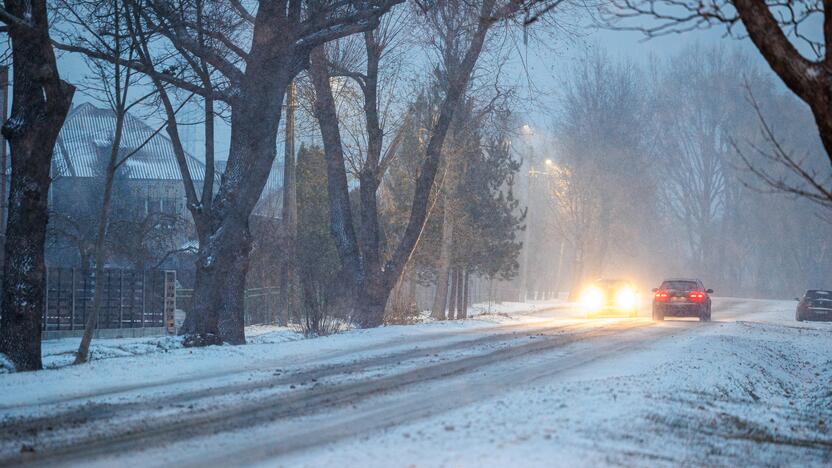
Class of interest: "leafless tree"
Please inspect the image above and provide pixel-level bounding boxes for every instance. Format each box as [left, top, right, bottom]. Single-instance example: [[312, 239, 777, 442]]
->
[[546, 49, 651, 294], [309, 0, 548, 327], [0, 1, 75, 371], [52, 0, 153, 364], [606, 0, 832, 207], [57, 0, 403, 345], [735, 89, 832, 210], [650, 46, 764, 275]]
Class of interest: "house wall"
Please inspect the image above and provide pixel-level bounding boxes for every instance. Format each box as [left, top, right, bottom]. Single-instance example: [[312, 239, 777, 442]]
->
[[47, 177, 196, 269]]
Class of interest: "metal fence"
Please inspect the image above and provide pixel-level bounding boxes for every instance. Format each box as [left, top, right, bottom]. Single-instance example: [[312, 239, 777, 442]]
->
[[175, 286, 280, 327], [43, 268, 175, 331]]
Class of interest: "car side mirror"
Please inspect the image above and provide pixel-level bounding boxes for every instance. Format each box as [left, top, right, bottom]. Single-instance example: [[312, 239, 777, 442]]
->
[[706, 289, 714, 294], [651, 288, 658, 292]]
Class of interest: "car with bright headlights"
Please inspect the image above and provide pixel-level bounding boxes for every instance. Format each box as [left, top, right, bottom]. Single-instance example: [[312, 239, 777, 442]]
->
[[651, 278, 712, 321], [579, 279, 639, 318]]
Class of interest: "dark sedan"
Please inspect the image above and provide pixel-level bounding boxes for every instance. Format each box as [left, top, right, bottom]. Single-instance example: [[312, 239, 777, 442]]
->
[[652, 278, 713, 322], [796, 290, 832, 322]]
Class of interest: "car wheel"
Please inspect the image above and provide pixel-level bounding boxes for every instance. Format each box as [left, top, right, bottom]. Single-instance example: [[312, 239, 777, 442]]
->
[[652, 306, 664, 321]]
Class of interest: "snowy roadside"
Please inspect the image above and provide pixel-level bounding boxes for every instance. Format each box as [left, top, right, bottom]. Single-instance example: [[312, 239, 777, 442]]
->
[[0, 300, 563, 408], [273, 299, 832, 467], [2, 298, 830, 467], [3, 299, 565, 371]]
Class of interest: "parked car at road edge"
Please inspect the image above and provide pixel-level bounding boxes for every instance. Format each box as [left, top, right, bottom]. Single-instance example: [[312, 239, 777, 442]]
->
[[795, 290, 832, 322]]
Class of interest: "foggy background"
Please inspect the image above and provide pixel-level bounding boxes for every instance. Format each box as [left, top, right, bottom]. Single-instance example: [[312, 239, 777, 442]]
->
[[45, 5, 831, 304]]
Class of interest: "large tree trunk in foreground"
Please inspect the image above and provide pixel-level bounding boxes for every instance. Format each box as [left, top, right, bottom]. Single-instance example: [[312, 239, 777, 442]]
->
[[185, 55, 294, 346], [0, 0, 75, 371], [189, 220, 251, 345]]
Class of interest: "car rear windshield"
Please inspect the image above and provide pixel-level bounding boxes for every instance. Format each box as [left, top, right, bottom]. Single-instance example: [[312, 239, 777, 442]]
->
[[806, 290, 832, 300], [660, 281, 699, 291]]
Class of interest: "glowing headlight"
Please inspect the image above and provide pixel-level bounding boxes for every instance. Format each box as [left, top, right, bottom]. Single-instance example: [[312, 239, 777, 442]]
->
[[616, 287, 637, 310], [580, 287, 604, 311]]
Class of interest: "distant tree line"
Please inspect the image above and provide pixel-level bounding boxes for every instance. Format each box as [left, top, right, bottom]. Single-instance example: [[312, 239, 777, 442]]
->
[[531, 44, 831, 298]]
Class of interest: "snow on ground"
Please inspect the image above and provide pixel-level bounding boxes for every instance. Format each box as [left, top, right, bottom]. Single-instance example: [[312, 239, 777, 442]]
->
[[0, 300, 561, 409], [3, 298, 831, 467], [33, 299, 562, 369], [274, 299, 832, 467]]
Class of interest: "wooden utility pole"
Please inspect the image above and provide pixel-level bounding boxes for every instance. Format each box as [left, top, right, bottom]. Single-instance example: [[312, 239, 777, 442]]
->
[[0, 65, 8, 273], [278, 80, 297, 325]]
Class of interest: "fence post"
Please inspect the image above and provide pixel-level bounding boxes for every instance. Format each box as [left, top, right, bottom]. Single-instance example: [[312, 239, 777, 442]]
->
[[43, 268, 48, 331], [70, 268, 76, 330], [119, 268, 124, 328], [141, 269, 146, 328], [163, 270, 176, 333]]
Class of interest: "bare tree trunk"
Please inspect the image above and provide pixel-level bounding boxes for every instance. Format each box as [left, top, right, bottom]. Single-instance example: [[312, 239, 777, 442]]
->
[[447, 268, 458, 320], [81, 0, 403, 345], [430, 204, 454, 320], [75, 3, 133, 363], [460, 269, 469, 319], [488, 276, 494, 313], [310, 1, 494, 328], [191, 108, 284, 344], [181, 44, 299, 345], [309, 47, 363, 297], [455, 267, 465, 318], [0, 0, 75, 371], [407, 273, 417, 313], [181, 47, 297, 345], [75, 112, 126, 364], [0, 66, 7, 279]]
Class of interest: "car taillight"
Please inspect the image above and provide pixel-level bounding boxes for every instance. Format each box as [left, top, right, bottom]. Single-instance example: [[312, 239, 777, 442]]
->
[[689, 291, 706, 302], [654, 291, 669, 302]]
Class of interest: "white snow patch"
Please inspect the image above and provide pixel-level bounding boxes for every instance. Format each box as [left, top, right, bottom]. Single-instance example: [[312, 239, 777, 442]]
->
[[0, 353, 14, 374]]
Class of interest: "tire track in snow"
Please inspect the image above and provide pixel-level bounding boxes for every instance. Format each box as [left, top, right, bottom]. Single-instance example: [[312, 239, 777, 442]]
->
[[2, 320, 656, 467], [0, 306, 571, 413], [0, 317, 589, 439]]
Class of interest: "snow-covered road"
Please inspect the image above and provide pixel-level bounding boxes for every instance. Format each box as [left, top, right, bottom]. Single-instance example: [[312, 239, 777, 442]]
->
[[2, 298, 831, 467]]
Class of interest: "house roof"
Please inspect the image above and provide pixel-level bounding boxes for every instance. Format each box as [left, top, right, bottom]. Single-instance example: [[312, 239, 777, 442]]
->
[[52, 103, 209, 181], [51, 102, 285, 219]]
